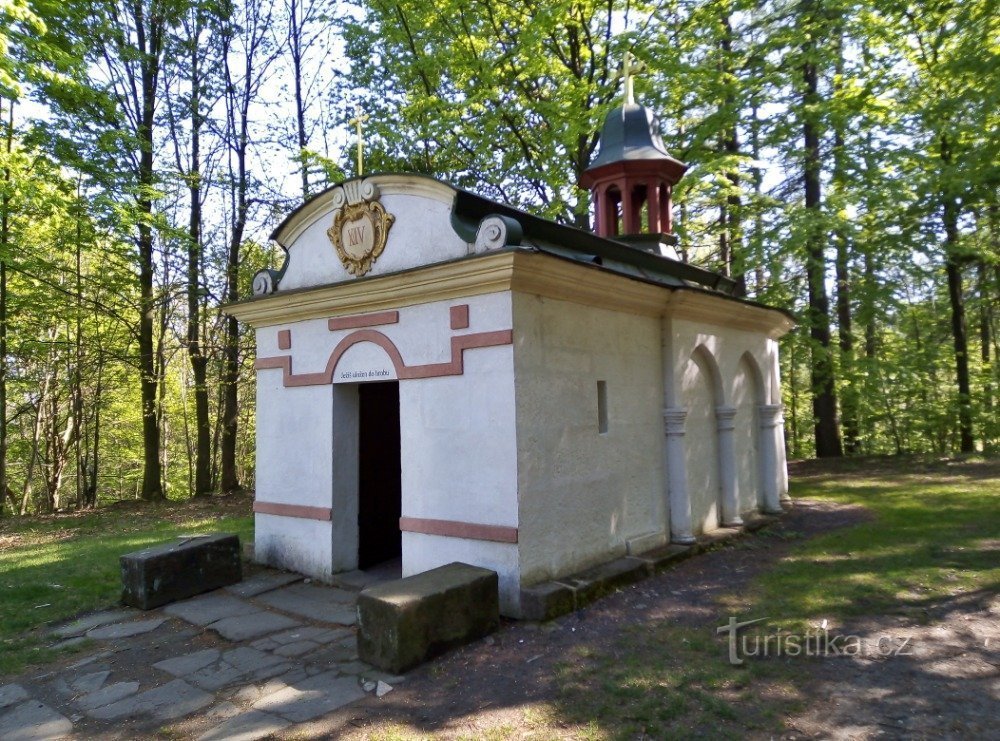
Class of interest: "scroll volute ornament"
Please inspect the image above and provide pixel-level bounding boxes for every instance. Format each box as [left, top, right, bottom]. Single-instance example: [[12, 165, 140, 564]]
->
[[327, 179, 395, 277]]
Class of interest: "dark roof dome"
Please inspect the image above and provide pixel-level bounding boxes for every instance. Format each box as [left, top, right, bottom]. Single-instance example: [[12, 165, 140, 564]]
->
[[588, 103, 682, 169]]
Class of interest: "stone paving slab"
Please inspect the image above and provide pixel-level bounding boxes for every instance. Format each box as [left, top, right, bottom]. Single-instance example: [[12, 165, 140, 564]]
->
[[250, 670, 365, 723], [0, 700, 73, 740], [85, 617, 167, 640], [52, 609, 138, 638], [77, 681, 139, 711], [165, 593, 260, 626], [88, 679, 212, 721], [255, 582, 357, 624], [225, 571, 302, 599], [272, 639, 319, 658], [0, 684, 29, 709], [269, 625, 350, 645], [153, 648, 221, 677], [210, 610, 301, 641], [198, 709, 290, 741], [69, 670, 110, 695], [186, 647, 291, 692]]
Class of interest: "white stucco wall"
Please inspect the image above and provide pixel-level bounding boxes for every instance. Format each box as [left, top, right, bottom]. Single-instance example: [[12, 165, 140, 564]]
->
[[254, 368, 334, 576], [399, 343, 520, 613], [681, 352, 721, 534], [733, 356, 762, 514], [512, 293, 665, 585]]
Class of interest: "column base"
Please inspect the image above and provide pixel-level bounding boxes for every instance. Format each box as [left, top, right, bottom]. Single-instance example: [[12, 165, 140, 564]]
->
[[671, 534, 697, 545], [722, 517, 744, 527]]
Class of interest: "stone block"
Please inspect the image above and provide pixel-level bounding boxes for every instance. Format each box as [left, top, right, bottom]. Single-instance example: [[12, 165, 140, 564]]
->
[[742, 511, 779, 533], [569, 557, 648, 606], [632, 543, 693, 573], [695, 526, 743, 552], [357, 562, 499, 673], [120, 534, 242, 610], [519, 581, 576, 621]]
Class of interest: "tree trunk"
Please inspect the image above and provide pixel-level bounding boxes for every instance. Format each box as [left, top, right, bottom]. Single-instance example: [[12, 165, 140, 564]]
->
[[136, 5, 164, 500], [186, 10, 212, 496], [940, 134, 974, 453], [832, 35, 858, 454], [978, 260, 992, 445], [801, 0, 843, 457], [21, 373, 51, 515], [717, 12, 740, 278], [0, 99, 11, 515], [289, 0, 310, 199]]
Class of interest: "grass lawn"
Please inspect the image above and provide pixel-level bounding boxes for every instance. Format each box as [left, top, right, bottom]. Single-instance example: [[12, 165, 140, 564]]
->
[[0, 494, 253, 675], [747, 456, 1000, 628]]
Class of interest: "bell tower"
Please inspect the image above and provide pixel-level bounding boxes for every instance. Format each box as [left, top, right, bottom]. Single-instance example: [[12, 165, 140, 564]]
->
[[579, 53, 687, 243]]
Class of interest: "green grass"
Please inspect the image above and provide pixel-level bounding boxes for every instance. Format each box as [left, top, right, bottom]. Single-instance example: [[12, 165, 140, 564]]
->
[[545, 623, 797, 740], [747, 457, 1000, 630], [0, 497, 253, 675]]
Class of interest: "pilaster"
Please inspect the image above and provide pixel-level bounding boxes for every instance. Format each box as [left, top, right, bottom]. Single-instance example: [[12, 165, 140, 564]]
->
[[758, 404, 785, 514], [664, 407, 695, 543]]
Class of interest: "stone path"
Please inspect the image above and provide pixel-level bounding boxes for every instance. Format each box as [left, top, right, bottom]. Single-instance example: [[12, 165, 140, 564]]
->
[[0, 567, 406, 740]]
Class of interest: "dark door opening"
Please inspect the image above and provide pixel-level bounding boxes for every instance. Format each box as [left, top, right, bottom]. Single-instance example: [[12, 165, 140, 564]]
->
[[357, 381, 402, 570]]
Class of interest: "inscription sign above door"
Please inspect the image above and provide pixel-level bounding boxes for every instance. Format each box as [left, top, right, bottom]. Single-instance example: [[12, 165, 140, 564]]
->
[[327, 178, 395, 277]]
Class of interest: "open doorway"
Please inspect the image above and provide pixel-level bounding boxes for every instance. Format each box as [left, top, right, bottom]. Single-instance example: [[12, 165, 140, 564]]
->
[[357, 381, 402, 570]]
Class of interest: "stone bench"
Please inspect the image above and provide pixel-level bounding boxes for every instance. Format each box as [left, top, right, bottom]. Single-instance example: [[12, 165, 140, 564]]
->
[[357, 562, 499, 673], [120, 533, 242, 610]]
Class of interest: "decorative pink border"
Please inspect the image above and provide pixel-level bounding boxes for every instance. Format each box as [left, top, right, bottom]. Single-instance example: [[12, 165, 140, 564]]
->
[[327, 310, 399, 331], [254, 501, 333, 521], [255, 328, 513, 387], [399, 516, 518, 544]]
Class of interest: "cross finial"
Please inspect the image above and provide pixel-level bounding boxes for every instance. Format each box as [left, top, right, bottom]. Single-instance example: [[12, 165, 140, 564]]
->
[[617, 51, 648, 105], [349, 105, 370, 175]]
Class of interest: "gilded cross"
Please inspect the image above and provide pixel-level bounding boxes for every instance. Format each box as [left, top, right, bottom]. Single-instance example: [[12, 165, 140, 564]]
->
[[349, 105, 370, 175]]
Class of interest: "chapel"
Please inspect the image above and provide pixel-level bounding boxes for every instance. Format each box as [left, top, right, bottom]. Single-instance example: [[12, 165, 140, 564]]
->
[[227, 82, 793, 617]]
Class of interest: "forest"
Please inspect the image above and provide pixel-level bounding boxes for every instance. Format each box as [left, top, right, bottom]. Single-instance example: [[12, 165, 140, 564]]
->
[[0, 0, 996, 515]]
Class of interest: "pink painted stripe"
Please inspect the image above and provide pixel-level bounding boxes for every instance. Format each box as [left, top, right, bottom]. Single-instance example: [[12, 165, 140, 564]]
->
[[254, 501, 332, 521], [254, 328, 514, 387], [328, 311, 399, 331], [399, 516, 518, 544]]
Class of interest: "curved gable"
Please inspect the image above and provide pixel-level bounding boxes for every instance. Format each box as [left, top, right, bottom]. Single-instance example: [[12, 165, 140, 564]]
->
[[273, 175, 470, 292]]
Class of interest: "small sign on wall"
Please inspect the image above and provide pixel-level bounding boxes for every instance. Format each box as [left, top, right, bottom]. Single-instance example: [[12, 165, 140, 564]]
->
[[334, 341, 398, 383]]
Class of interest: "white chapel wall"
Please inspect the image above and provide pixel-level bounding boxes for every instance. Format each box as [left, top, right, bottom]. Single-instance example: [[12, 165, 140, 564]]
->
[[254, 360, 335, 576], [681, 349, 721, 534], [733, 354, 764, 514], [512, 292, 665, 586], [399, 340, 521, 614]]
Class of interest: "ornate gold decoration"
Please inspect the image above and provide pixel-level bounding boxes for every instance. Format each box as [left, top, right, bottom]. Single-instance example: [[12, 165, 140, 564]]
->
[[326, 179, 395, 277]]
